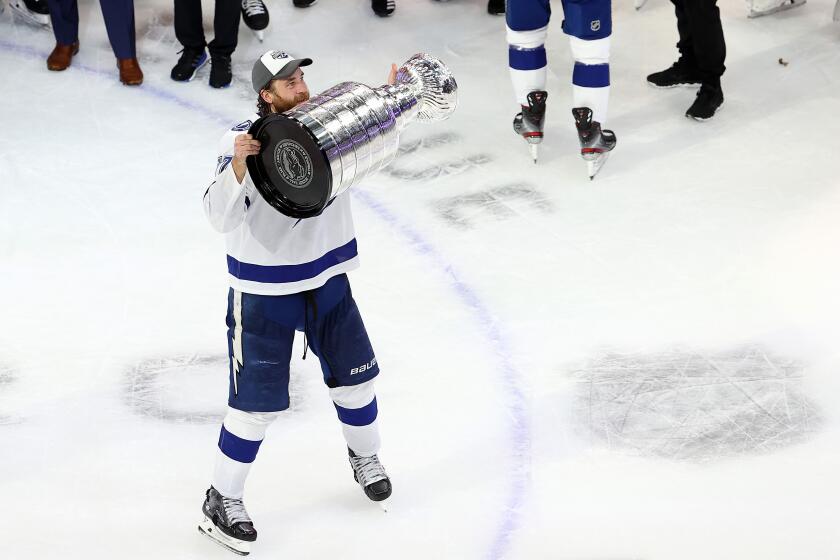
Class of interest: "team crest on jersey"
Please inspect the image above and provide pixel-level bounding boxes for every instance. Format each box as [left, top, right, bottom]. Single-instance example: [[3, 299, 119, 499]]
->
[[590, 19, 601, 32], [273, 140, 313, 188], [231, 120, 253, 132], [216, 155, 233, 175]]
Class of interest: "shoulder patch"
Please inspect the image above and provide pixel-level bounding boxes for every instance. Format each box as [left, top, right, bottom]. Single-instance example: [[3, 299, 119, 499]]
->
[[216, 155, 233, 176], [231, 120, 253, 132]]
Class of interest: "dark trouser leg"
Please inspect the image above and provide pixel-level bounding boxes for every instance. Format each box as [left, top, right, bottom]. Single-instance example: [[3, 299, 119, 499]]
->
[[671, 0, 697, 68], [208, 0, 241, 57], [678, 0, 726, 85], [174, 0, 206, 49], [46, 0, 79, 45], [99, 0, 137, 59]]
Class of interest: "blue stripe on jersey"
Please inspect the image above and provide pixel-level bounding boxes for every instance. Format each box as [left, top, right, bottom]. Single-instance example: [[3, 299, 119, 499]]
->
[[227, 238, 358, 284], [572, 63, 610, 88], [509, 46, 547, 71], [218, 425, 263, 463], [334, 397, 378, 427]]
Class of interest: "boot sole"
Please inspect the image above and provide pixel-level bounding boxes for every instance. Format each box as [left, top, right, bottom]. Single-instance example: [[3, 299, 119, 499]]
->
[[647, 81, 701, 90]]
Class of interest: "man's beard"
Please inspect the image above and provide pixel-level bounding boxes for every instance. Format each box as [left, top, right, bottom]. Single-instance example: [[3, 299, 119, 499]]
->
[[273, 91, 310, 113]]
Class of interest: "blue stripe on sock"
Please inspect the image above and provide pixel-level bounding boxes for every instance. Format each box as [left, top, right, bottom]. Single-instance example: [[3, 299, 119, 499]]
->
[[218, 425, 263, 463], [509, 46, 547, 71], [334, 397, 378, 427], [572, 63, 610, 88]]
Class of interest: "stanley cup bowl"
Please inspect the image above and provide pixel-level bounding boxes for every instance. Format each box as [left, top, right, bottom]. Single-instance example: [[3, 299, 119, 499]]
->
[[246, 53, 458, 219]]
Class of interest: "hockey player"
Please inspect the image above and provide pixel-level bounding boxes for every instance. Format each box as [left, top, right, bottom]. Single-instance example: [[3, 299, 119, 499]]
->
[[241, 0, 268, 41], [198, 50, 396, 556], [506, 0, 616, 178]]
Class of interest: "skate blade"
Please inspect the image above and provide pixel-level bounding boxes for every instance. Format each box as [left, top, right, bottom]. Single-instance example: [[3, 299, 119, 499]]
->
[[634, 0, 648, 9], [9, 3, 51, 27], [586, 152, 610, 180], [376, 498, 391, 513], [198, 518, 251, 556], [254, 30, 264, 42], [529, 143, 539, 164], [748, 0, 805, 18]]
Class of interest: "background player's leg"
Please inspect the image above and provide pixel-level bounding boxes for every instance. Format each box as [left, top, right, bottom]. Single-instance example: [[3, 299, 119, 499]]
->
[[561, 0, 611, 125], [506, 0, 550, 105]]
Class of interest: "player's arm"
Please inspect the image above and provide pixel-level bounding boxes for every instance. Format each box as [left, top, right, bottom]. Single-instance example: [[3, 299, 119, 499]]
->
[[203, 133, 260, 233]]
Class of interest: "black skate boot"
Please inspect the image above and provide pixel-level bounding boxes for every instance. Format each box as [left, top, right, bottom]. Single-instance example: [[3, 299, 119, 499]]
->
[[372, 0, 395, 17], [198, 487, 257, 556], [293, 0, 317, 6], [573, 107, 616, 179], [9, 0, 50, 27], [512, 90, 547, 163], [241, 0, 269, 41], [348, 448, 392, 504], [171, 46, 208, 82], [209, 54, 233, 88], [646, 59, 702, 89], [685, 82, 724, 121], [487, 0, 505, 15]]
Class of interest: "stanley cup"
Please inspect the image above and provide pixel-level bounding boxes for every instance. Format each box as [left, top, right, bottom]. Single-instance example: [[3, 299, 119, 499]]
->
[[246, 53, 458, 218]]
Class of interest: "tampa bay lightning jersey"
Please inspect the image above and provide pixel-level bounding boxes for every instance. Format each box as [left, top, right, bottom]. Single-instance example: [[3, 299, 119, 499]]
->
[[203, 114, 359, 296]]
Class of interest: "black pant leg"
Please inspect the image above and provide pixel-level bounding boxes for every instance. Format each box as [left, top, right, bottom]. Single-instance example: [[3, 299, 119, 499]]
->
[[208, 0, 241, 57], [671, 0, 697, 67], [174, 0, 206, 50], [682, 0, 726, 84]]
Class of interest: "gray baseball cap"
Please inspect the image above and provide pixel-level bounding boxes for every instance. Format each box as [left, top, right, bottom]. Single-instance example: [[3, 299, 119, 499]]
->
[[251, 50, 313, 93]]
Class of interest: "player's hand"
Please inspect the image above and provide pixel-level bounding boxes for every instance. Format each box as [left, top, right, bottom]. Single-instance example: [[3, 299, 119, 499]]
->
[[233, 133, 261, 164], [387, 63, 398, 85]]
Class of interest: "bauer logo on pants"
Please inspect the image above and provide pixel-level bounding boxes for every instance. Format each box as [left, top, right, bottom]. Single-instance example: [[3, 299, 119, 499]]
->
[[274, 140, 313, 189], [591, 20, 601, 32]]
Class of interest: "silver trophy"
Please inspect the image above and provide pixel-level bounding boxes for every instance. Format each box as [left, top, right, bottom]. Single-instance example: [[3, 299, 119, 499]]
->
[[246, 53, 458, 218]]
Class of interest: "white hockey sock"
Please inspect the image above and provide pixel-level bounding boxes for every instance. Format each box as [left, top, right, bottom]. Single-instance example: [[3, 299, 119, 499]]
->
[[330, 380, 381, 457], [212, 407, 279, 499], [508, 25, 549, 106], [569, 36, 611, 126]]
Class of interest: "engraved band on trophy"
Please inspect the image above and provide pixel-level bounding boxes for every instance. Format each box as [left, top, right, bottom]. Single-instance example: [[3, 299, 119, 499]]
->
[[246, 53, 458, 219]]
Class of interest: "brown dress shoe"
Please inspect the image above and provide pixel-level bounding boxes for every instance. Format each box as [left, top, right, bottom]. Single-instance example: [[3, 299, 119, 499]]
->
[[118, 58, 144, 86], [47, 41, 79, 71]]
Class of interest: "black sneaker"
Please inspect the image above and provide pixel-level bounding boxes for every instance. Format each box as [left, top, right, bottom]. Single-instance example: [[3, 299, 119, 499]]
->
[[372, 0, 395, 17], [171, 46, 208, 82], [487, 0, 505, 15], [209, 54, 232, 89], [293, 0, 317, 6], [686, 83, 724, 121], [646, 59, 701, 89]]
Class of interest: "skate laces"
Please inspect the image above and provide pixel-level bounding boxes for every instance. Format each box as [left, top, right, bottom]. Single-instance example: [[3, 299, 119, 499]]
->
[[222, 496, 252, 526], [242, 0, 266, 15], [351, 454, 388, 486]]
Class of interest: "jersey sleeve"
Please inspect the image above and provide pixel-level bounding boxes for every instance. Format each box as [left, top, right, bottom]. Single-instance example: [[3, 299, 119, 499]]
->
[[202, 128, 257, 233]]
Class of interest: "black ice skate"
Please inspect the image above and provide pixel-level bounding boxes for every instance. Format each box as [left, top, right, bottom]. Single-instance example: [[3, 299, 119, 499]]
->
[[8, 0, 50, 27], [348, 448, 392, 509], [241, 0, 269, 42], [198, 487, 257, 556], [512, 90, 547, 163], [747, 0, 806, 18], [372, 0, 395, 17], [573, 107, 616, 180]]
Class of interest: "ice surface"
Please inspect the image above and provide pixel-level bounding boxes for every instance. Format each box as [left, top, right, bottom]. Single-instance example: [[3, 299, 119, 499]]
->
[[1, 0, 839, 559]]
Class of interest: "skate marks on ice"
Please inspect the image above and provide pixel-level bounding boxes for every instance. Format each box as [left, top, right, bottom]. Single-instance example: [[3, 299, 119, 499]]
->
[[0, 363, 21, 426], [123, 354, 306, 423], [382, 132, 492, 182], [571, 346, 823, 462], [433, 183, 554, 230]]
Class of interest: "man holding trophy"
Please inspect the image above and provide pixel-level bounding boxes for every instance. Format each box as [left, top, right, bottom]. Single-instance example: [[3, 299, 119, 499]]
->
[[199, 50, 457, 555]]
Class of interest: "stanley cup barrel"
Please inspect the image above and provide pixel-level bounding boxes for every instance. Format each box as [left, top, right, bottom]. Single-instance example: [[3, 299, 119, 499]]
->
[[246, 53, 458, 218]]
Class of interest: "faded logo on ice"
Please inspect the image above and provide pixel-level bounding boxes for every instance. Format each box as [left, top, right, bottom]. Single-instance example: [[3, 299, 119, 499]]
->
[[274, 140, 313, 189]]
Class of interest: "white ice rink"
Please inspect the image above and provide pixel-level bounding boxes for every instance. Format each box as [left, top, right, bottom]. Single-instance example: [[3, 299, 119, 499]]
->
[[1, 0, 839, 558]]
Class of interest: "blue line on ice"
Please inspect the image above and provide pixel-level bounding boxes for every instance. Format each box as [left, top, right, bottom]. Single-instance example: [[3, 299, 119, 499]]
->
[[0, 38, 531, 560]]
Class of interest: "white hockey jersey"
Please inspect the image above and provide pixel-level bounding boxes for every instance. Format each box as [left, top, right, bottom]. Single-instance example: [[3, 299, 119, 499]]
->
[[203, 114, 359, 296]]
